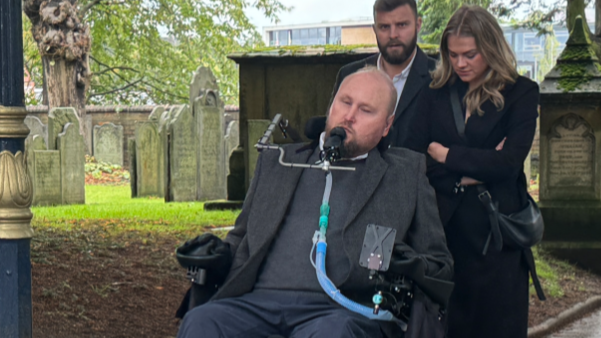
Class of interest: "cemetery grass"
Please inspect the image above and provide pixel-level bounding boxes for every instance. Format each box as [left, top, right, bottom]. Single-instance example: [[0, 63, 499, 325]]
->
[[31, 185, 237, 338], [30, 186, 601, 336]]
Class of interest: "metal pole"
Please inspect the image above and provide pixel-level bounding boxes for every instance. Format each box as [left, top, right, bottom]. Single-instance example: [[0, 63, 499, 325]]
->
[[0, 0, 35, 337]]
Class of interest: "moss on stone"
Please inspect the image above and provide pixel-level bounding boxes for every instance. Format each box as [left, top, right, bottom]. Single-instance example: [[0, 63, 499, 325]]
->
[[556, 62, 592, 92], [242, 43, 439, 56], [558, 45, 598, 62]]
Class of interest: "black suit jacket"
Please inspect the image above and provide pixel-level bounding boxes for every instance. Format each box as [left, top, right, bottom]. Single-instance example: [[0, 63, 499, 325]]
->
[[404, 76, 539, 229], [329, 47, 437, 147]]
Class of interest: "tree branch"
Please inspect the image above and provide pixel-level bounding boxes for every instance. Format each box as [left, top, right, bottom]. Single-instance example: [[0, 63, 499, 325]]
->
[[80, 0, 103, 18], [93, 66, 138, 76], [89, 78, 143, 98]]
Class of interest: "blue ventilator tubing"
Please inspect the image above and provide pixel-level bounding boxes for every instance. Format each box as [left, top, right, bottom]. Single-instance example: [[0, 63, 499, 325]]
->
[[312, 170, 403, 325]]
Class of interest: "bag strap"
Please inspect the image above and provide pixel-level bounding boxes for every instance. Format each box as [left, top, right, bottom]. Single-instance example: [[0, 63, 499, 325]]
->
[[450, 84, 467, 142], [476, 185, 503, 255], [524, 248, 547, 301]]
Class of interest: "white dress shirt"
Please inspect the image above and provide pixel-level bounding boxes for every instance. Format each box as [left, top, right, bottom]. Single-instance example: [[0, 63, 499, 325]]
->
[[377, 51, 417, 114]]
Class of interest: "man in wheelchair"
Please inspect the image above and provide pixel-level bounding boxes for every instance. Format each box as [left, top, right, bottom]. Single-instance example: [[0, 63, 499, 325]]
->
[[176, 67, 453, 338]]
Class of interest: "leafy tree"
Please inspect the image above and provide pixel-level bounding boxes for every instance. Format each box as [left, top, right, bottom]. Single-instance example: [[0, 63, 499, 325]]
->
[[418, 0, 493, 44], [23, 0, 288, 109]]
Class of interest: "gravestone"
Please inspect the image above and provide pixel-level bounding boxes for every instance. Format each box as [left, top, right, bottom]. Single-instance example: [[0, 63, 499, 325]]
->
[[224, 120, 239, 174], [539, 16, 601, 273], [25, 115, 47, 145], [227, 147, 246, 201], [25, 135, 47, 193], [190, 66, 219, 114], [159, 106, 180, 199], [166, 105, 198, 202], [47, 107, 80, 150], [191, 68, 226, 201], [135, 122, 164, 197], [93, 123, 124, 165], [148, 106, 166, 123], [196, 95, 226, 201], [32, 150, 61, 206], [128, 138, 137, 198], [246, 119, 272, 190], [58, 123, 85, 205]]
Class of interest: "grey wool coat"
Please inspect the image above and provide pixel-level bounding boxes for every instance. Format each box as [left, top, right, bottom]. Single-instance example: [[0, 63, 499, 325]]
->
[[211, 143, 453, 330]]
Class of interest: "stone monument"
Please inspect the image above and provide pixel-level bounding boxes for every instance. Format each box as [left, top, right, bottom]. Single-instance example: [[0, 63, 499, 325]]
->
[[32, 150, 61, 206], [224, 120, 240, 174], [539, 16, 601, 273], [166, 105, 198, 202], [93, 123, 124, 166], [47, 107, 80, 150], [135, 122, 164, 197], [58, 123, 86, 205]]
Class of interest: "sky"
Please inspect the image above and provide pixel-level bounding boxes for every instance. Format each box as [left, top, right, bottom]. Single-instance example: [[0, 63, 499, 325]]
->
[[245, 0, 374, 31]]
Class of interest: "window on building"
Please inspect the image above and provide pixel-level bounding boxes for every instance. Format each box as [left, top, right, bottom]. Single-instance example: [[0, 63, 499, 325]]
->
[[523, 33, 542, 51], [504, 33, 513, 48], [278, 30, 288, 46], [329, 26, 342, 45], [269, 31, 275, 46]]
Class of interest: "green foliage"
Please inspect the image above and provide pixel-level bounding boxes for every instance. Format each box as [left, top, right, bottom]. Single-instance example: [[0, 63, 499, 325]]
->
[[418, 0, 492, 44], [85, 155, 127, 178], [23, 0, 290, 106], [532, 247, 579, 298]]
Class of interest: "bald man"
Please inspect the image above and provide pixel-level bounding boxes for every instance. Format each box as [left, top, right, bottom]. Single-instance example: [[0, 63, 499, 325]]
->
[[177, 67, 452, 338]]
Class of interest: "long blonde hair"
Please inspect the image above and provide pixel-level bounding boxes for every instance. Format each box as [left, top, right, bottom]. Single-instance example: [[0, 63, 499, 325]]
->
[[430, 5, 518, 115]]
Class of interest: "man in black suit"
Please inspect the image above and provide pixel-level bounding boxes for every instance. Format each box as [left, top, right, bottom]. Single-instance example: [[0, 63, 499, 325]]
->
[[330, 0, 436, 147], [176, 68, 452, 338]]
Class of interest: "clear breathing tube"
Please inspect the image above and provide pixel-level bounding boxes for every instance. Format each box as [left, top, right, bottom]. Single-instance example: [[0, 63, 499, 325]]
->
[[311, 171, 401, 323]]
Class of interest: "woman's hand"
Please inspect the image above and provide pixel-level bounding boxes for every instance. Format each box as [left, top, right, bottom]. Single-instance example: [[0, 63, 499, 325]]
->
[[428, 142, 449, 163], [460, 176, 482, 186]]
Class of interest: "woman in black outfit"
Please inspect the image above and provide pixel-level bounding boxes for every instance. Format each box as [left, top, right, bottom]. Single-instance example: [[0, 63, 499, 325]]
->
[[405, 5, 540, 338]]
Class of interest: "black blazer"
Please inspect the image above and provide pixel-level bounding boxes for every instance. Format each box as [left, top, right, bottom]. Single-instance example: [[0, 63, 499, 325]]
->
[[329, 47, 437, 147], [404, 76, 539, 227]]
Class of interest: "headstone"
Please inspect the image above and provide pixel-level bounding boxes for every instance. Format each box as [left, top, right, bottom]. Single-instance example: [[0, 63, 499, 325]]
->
[[25, 135, 47, 193], [58, 123, 85, 205], [196, 95, 226, 200], [128, 138, 137, 198], [227, 147, 246, 201], [246, 119, 272, 190], [159, 106, 180, 199], [539, 16, 601, 274], [148, 106, 166, 123], [93, 123, 124, 165], [135, 122, 164, 197], [166, 105, 198, 202], [24, 115, 47, 145], [548, 113, 595, 189], [32, 150, 61, 206], [224, 120, 239, 174], [47, 107, 80, 150], [190, 66, 220, 116]]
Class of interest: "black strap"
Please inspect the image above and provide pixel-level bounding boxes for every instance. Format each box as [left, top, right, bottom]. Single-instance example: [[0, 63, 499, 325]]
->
[[476, 185, 503, 255], [450, 85, 467, 141], [524, 248, 546, 301]]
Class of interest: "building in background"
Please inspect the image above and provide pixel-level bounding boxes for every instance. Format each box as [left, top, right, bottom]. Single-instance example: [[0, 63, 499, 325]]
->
[[264, 16, 595, 83], [263, 18, 375, 47]]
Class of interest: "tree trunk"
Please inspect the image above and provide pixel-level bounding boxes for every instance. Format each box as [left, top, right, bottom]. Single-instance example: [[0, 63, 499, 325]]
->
[[23, 0, 91, 152], [596, 0, 601, 37]]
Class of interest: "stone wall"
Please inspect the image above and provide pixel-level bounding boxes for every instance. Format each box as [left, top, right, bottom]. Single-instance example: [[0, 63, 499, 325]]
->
[[26, 105, 239, 170]]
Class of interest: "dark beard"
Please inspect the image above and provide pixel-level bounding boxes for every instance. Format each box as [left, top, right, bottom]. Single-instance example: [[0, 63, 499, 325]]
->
[[341, 139, 360, 158], [377, 32, 418, 65]]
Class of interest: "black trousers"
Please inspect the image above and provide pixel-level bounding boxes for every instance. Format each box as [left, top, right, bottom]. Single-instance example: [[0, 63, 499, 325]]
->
[[176, 289, 384, 338]]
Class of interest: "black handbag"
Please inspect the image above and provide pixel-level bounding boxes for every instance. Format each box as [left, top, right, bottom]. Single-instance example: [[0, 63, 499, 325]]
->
[[449, 84, 546, 300]]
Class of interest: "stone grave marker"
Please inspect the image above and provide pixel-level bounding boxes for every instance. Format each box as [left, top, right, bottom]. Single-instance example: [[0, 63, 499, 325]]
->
[[33, 150, 61, 206], [246, 119, 272, 190], [196, 95, 226, 200], [135, 122, 164, 197], [25, 115, 47, 144], [166, 105, 198, 202], [148, 106, 166, 123], [227, 146, 246, 201], [224, 120, 239, 174], [25, 135, 47, 192], [93, 123, 124, 165], [48, 107, 80, 150], [58, 123, 86, 205], [190, 66, 219, 116], [538, 16, 601, 273]]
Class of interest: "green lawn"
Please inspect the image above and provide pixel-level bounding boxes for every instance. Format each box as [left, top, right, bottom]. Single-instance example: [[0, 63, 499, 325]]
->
[[32, 185, 240, 238]]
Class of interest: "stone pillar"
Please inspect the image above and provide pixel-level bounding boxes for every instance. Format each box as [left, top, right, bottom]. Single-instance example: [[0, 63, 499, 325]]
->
[[0, 0, 34, 336], [539, 16, 601, 273]]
